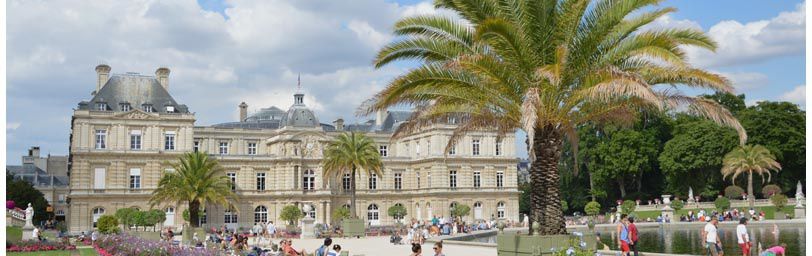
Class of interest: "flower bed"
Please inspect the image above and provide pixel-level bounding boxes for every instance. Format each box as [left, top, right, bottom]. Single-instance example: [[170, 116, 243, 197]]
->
[[6, 240, 77, 252], [94, 233, 220, 256]]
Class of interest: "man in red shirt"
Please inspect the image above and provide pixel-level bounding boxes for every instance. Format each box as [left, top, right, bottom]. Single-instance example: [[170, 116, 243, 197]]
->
[[628, 217, 639, 256]]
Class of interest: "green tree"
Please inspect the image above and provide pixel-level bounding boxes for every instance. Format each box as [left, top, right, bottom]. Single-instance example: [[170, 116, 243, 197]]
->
[[332, 206, 351, 222], [561, 201, 569, 213], [387, 204, 408, 223], [771, 194, 788, 212], [280, 205, 304, 226], [621, 200, 636, 214], [583, 126, 658, 198], [714, 197, 730, 211], [146, 209, 166, 232], [322, 132, 383, 219], [149, 151, 238, 228], [6, 172, 50, 224], [97, 215, 120, 234], [450, 204, 471, 220], [702, 92, 746, 113], [584, 202, 601, 216], [114, 208, 138, 230], [722, 144, 781, 206], [762, 184, 782, 198], [724, 185, 744, 199], [132, 210, 147, 231], [368, 0, 743, 236], [670, 200, 684, 211]]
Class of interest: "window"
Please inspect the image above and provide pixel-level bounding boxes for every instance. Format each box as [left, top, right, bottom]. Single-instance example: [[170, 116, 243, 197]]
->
[[219, 142, 229, 155], [473, 171, 481, 188], [143, 104, 154, 113], [303, 169, 315, 191], [58, 194, 65, 203], [224, 207, 238, 224], [120, 103, 131, 112], [254, 206, 268, 223], [449, 144, 456, 155], [368, 174, 378, 190], [305, 204, 316, 219], [193, 141, 200, 152], [200, 209, 207, 225], [94, 168, 106, 189], [394, 173, 402, 190], [130, 130, 142, 150], [164, 132, 176, 151], [56, 210, 65, 216], [472, 139, 480, 156], [256, 173, 266, 191], [92, 208, 105, 227], [343, 173, 351, 190], [449, 170, 457, 188], [95, 129, 107, 149], [474, 202, 483, 219], [166, 106, 175, 112], [497, 201, 506, 218], [497, 171, 504, 188], [379, 145, 388, 157], [247, 142, 257, 155], [227, 172, 236, 191], [495, 138, 502, 156], [367, 204, 379, 223], [96, 103, 108, 111], [427, 172, 431, 188], [427, 140, 431, 156], [416, 172, 420, 189], [416, 142, 420, 156], [129, 168, 141, 189]]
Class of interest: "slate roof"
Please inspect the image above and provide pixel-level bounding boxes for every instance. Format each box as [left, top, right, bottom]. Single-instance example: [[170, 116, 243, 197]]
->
[[77, 74, 189, 113], [7, 164, 69, 187]]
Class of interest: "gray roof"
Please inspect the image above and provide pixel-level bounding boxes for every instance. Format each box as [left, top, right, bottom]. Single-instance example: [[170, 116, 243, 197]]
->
[[7, 164, 69, 187], [212, 106, 286, 129], [78, 74, 189, 113], [381, 111, 414, 132]]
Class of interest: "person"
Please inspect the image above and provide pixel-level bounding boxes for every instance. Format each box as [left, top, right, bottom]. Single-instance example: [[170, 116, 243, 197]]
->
[[91, 229, 99, 245], [327, 244, 342, 256], [32, 226, 41, 241], [737, 218, 751, 256], [761, 243, 786, 256], [410, 243, 423, 256], [616, 214, 631, 256], [252, 223, 262, 244], [749, 208, 756, 220], [193, 232, 200, 246], [391, 230, 403, 245], [628, 217, 639, 256], [431, 216, 439, 226], [282, 239, 307, 256], [267, 221, 277, 239], [167, 229, 175, 242], [432, 241, 445, 256], [702, 217, 722, 256], [315, 237, 333, 256]]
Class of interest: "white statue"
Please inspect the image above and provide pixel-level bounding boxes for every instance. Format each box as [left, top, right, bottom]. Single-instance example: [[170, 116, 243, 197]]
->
[[796, 181, 805, 208], [24, 203, 34, 227], [688, 187, 695, 202], [303, 204, 313, 219]]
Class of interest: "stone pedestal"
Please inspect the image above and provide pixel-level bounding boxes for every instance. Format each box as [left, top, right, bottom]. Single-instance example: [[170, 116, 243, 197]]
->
[[21, 226, 34, 241], [661, 206, 675, 223], [301, 218, 316, 239], [795, 207, 805, 219]]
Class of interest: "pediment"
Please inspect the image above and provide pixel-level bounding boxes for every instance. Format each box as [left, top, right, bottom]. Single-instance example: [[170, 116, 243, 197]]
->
[[114, 109, 159, 120]]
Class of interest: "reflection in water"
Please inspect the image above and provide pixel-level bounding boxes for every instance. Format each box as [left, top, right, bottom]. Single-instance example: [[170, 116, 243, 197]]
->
[[598, 226, 805, 255]]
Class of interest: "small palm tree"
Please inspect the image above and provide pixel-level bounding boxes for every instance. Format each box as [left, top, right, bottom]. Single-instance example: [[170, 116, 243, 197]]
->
[[322, 132, 384, 219], [722, 145, 781, 207], [149, 151, 238, 227]]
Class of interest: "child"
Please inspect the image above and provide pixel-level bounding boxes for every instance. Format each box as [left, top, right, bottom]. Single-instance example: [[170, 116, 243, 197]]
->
[[327, 244, 342, 256], [761, 243, 786, 256]]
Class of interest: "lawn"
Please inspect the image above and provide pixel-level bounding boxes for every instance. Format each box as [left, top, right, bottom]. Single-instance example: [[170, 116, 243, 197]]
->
[[633, 206, 796, 220], [7, 248, 97, 256], [7, 226, 22, 242]]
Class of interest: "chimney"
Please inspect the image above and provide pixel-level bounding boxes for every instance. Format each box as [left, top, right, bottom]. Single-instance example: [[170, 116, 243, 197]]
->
[[155, 67, 170, 90], [333, 118, 345, 131], [95, 64, 111, 93], [375, 110, 385, 126], [239, 102, 248, 121], [29, 146, 41, 158]]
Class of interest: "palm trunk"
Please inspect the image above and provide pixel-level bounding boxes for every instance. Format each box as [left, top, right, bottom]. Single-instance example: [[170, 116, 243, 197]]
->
[[189, 201, 200, 228], [747, 171, 755, 207], [588, 171, 596, 202], [351, 167, 358, 219], [530, 125, 567, 235]]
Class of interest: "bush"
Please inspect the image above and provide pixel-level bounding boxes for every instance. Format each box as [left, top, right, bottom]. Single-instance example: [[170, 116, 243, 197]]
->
[[97, 215, 120, 234], [562, 201, 569, 213], [145, 209, 166, 231], [771, 194, 788, 211], [332, 206, 351, 221], [387, 204, 408, 221], [55, 221, 67, 233], [724, 185, 745, 199], [670, 200, 684, 211], [621, 200, 636, 214], [714, 197, 731, 211], [280, 205, 303, 225], [584, 201, 601, 216], [114, 208, 137, 230], [762, 184, 782, 198]]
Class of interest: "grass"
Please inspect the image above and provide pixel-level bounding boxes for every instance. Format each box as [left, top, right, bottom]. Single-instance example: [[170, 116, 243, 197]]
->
[[632, 205, 796, 220], [7, 248, 97, 256], [7, 226, 23, 242]]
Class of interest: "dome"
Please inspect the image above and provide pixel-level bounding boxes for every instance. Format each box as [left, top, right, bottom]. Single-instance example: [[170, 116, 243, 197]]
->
[[281, 93, 320, 128]]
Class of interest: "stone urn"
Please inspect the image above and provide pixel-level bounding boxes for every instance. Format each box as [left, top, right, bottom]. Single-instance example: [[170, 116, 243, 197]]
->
[[586, 217, 596, 231]]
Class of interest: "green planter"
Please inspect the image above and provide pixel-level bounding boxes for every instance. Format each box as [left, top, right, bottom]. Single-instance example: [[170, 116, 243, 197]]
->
[[497, 233, 597, 256], [343, 218, 365, 237]]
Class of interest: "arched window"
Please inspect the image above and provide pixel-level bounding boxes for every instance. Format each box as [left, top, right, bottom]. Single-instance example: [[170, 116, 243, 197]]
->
[[224, 207, 238, 224], [367, 204, 380, 225], [393, 203, 405, 221], [416, 203, 422, 220], [164, 207, 176, 226], [497, 201, 506, 219], [474, 202, 483, 220], [303, 169, 315, 191], [92, 207, 105, 227], [426, 203, 432, 219], [255, 206, 268, 223]]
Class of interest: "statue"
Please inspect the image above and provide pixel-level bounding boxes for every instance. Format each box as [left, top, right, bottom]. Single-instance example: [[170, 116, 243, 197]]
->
[[688, 187, 695, 203], [24, 203, 34, 228], [796, 181, 805, 208]]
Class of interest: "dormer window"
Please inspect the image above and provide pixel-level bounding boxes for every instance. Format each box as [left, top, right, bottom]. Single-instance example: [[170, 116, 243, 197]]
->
[[142, 104, 154, 113], [166, 106, 175, 113], [96, 103, 108, 111], [120, 103, 131, 112]]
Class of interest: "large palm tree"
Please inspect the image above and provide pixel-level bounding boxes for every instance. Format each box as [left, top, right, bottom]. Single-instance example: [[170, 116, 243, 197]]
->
[[322, 132, 384, 219], [365, 0, 746, 235], [722, 145, 781, 207], [149, 151, 238, 228]]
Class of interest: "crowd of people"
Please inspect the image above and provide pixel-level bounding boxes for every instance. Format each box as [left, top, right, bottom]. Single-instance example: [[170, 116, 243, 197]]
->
[[680, 208, 767, 223], [388, 215, 516, 247]]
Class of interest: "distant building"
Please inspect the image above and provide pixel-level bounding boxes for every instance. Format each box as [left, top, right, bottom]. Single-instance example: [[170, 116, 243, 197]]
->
[[7, 146, 70, 222], [517, 159, 530, 184]]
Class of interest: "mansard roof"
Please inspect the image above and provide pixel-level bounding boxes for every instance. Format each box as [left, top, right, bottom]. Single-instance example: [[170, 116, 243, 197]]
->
[[77, 74, 189, 113]]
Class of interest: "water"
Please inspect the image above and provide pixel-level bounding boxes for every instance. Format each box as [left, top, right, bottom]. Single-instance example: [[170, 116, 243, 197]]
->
[[597, 226, 805, 255]]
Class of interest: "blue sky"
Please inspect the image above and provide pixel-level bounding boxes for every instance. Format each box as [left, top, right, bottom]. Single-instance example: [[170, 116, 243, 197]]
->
[[6, 0, 805, 164]]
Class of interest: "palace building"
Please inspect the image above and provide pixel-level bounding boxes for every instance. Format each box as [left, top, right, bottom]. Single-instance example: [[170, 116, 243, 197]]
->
[[67, 65, 520, 233]]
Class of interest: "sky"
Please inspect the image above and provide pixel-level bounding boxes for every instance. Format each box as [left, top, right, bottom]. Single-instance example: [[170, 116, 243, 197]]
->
[[5, 0, 806, 164]]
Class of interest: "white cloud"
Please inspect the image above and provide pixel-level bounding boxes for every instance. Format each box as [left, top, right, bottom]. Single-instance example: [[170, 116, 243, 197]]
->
[[348, 20, 393, 49], [717, 71, 769, 91], [780, 85, 806, 106], [7, 123, 21, 131]]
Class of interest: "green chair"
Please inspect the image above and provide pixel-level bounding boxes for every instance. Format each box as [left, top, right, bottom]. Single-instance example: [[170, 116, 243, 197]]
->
[[339, 252, 349, 256]]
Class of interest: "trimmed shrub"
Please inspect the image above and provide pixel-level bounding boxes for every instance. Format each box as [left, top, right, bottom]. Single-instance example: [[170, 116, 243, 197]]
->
[[450, 204, 471, 218], [724, 185, 745, 199], [280, 205, 303, 225], [332, 206, 351, 221], [97, 215, 120, 234], [387, 204, 408, 221], [771, 194, 788, 211], [714, 197, 731, 211], [621, 200, 636, 214], [762, 185, 782, 198], [670, 200, 684, 211], [584, 201, 601, 216]]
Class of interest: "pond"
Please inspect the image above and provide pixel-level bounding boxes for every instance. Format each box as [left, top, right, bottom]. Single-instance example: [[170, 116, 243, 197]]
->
[[456, 225, 805, 255]]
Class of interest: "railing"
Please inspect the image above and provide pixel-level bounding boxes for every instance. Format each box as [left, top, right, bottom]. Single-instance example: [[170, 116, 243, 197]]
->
[[7, 208, 26, 227], [633, 198, 797, 211]]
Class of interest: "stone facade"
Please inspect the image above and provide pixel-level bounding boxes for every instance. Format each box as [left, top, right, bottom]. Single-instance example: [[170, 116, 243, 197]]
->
[[7, 147, 70, 223], [67, 65, 520, 233]]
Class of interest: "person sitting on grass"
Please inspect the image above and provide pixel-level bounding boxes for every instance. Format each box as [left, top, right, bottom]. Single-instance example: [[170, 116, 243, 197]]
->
[[761, 243, 787, 256], [327, 244, 342, 256], [282, 239, 307, 256], [315, 238, 333, 256]]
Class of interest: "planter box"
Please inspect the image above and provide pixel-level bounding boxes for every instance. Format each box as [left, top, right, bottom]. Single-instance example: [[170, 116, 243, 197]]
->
[[343, 219, 365, 238], [497, 233, 597, 256]]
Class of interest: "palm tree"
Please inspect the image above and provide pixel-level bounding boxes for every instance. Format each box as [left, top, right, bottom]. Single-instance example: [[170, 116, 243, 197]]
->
[[722, 145, 781, 207], [149, 151, 238, 228], [365, 0, 746, 235], [322, 132, 384, 219]]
